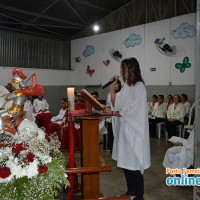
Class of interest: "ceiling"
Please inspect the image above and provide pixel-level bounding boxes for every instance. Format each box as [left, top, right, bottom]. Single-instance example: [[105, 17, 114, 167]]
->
[[0, 0, 132, 39]]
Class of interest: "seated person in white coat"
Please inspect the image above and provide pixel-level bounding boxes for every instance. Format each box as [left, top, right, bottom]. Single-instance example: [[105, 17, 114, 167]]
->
[[46, 98, 68, 135], [165, 94, 185, 138], [24, 95, 35, 122], [163, 129, 194, 170], [180, 93, 191, 124], [149, 95, 167, 138], [147, 95, 157, 115], [166, 94, 173, 110], [104, 57, 151, 200], [91, 91, 107, 135], [33, 95, 52, 129]]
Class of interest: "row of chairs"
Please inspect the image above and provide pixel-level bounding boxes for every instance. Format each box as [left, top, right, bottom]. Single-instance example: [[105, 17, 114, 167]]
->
[[156, 114, 195, 140], [156, 122, 183, 139]]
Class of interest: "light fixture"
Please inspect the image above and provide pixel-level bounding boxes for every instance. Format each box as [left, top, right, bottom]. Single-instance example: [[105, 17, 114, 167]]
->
[[93, 24, 99, 32]]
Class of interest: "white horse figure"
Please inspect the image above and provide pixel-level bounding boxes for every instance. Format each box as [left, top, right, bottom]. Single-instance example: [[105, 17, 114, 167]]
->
[[0, 86, 45, 139]]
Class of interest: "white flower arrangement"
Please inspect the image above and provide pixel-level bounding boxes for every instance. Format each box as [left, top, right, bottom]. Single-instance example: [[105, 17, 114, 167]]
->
[[0, 129, 69, 200]]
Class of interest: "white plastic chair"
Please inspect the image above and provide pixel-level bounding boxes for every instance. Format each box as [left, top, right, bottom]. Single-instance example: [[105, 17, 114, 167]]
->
[[177, 124, 183, 137], [165, 124, 183, 140], [156, 122, 165, 139], [183, 104, 195, 138]]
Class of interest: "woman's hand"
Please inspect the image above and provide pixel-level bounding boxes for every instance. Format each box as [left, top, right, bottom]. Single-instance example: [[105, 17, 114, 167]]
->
[[173, 142, 183, 146], [110, 75, 118, 89], [103, 105, 112, 115]]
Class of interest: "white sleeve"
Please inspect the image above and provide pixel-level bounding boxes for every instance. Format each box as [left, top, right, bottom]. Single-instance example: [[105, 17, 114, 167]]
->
[[176, 104, 185, 121], [44, 99, 49, 110], [33, 99, 40, 113]]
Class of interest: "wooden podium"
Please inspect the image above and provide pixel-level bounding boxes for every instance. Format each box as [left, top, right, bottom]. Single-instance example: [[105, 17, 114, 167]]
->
[[79, 90, 110, 199], [66, 90, 111, 199], [66, 90, 130, 200]]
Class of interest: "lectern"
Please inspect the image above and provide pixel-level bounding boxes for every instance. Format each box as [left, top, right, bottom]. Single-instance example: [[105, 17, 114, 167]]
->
[[67, 89, 111, 200]]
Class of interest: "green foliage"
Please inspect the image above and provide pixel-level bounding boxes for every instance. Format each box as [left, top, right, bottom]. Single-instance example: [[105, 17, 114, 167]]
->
[[0, 152, 69, 200]]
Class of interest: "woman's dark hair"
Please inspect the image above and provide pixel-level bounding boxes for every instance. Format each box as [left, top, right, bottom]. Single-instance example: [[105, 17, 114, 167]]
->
[[152, 95, 158, 99], [115, 80, 122, 93], [121, 57, 144, 86], [62, 98, 68, 102], [174, 94, 181, 103], [158, 95, 164, 99], [181, 93, 188, 101], [167, 94, 173, 99]]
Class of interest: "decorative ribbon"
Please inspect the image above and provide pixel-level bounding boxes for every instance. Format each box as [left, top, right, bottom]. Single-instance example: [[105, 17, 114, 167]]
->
[[67, 110, 87, 200], [31, 73, 37, 86]]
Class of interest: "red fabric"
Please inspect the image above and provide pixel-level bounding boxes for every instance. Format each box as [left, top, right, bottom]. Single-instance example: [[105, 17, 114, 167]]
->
[[67, 110, 87, 200], [46, 122, 59, 135], [20, 73, 44, 96], [36, 113, 51, 129], [20, 84, 44, 96], [59, 126, 79, 151], [75, 101, 85, 110], [76, 128, 81, 151]]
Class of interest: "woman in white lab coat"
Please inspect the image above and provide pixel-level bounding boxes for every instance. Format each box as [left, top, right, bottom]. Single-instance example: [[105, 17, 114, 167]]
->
[[165, 94, 185, 138], [104, 57, 151, 200], [180, 93, 191, 124]]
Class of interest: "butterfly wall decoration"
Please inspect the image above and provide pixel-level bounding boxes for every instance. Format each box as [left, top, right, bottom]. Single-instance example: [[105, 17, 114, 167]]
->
[[175, 57, 191, 73], [86, 65, 95, 77]]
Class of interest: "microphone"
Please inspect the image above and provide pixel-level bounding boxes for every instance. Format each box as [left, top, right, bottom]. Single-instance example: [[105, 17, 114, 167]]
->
[[102, 76, 119, 89]]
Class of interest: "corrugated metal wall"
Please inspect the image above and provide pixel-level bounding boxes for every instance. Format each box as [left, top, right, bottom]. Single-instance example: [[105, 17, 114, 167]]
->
[[0, 30, 70, 70]]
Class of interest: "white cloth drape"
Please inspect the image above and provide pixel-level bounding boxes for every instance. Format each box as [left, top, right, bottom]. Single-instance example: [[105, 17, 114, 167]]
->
[[163, 130, 194, 169], [112, 82, 151, 174]]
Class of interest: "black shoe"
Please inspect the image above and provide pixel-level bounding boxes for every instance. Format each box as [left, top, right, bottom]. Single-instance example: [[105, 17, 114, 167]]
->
[[121, 192, 135, 197], [132, 197, 144, 200]]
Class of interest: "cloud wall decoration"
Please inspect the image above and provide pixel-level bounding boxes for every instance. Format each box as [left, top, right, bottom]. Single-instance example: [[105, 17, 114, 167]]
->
[[172, 23, 196, 39], [82, 45, 95, 57], [124, 33, 142, 48]]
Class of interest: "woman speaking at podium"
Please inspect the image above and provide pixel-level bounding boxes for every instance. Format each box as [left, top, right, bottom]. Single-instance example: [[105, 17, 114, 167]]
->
[[104, 57, 151, 200]]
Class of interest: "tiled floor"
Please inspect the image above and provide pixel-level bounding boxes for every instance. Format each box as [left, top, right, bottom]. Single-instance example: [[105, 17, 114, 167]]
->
[[59, 134, 193, 200]]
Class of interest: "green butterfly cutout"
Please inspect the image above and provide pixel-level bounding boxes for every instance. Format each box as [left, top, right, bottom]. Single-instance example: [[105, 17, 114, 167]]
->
[[175, 57, 191, 73]]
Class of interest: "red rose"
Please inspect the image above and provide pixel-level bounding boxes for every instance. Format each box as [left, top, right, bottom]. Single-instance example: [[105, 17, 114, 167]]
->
[[12, 144, 24, 154], [0, 167, 11, 179], [45, 135, 50, 142], [23, 152, 35, 164], [38, 166, 48, 174], [0, 139, 8, 148]]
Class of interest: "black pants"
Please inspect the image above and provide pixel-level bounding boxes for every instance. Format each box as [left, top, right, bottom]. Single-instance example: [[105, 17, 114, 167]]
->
[[149, 118, 165, 137], [107, 122, 114, 151], [123, 169, 144, 199], [165, 119, 183, 138]]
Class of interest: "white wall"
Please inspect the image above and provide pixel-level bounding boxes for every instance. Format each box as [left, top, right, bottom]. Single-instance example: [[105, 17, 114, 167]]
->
[[71, 13, 196, 86], [144, 19, 171, 85], [0, 66, 75, 86]]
